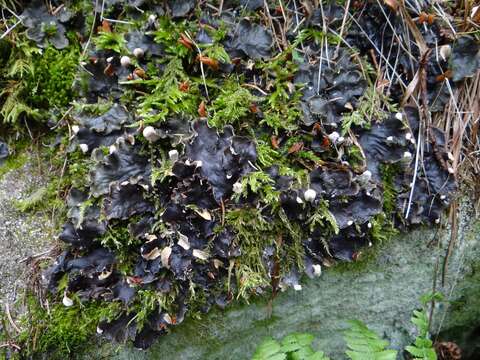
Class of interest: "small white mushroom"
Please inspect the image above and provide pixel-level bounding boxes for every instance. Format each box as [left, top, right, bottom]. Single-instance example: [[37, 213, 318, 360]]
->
[[71, 125, 80, 134], [120, 55, 131, 67], [347, 220, 354, 226], [448, 167, 455, 174], [109, 144, 116, 154], [367, 222, 372, 229], [328, 131, 340, 144], [168, 149, 179, 162], [312, 264, 322, 277], [143, 126, 160, 142], [403, 151, 412, 159], [304, 188, 317, 202], [79, 143, 89, 153], [233, 181, 243, 194], [435, 218, 441, 224], [386, 135, 394, 143], [148, 14, 157, 24], [293, 284, 302, 291], [62, 294, 74, 307], [296, 196, 304, 204], [96, 326, 104, 334], [106, 56, 114, 63], [395, 112, 403, 121], [439, 44, 451, 61], [133, 47, 144, 58], [440, 194, 447, 200]]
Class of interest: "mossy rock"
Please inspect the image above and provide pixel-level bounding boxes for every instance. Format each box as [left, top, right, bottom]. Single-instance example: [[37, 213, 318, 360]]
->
[[79, 203, 480, 359]]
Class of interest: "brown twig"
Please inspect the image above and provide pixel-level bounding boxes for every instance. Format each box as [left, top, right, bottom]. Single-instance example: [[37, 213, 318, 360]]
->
[[5, 303, 21, 334]]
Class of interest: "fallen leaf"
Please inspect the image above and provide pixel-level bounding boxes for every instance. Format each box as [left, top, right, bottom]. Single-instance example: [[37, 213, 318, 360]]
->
[[100, 20, 111, 33], [271, 135, 279, 149], [197, 55, 219, 70], [134, 68, 146, 79], [288, 142, 304, 154], [179, 80, 189, 92], [103, 63, 115, 76], [384, 0, 398, 12], [198, 100, 207, 117], [178, 33, 193, 50]]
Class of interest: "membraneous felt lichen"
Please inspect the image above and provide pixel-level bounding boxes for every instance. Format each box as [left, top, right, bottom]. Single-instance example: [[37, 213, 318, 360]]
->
[[4, 0, 465, 353]]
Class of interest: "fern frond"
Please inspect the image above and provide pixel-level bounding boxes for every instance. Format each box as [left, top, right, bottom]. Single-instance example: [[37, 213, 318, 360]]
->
[[253, 333, 330, 360], [405, 299, 439, 360], [252, 338, 285, 360], [344, 320, 397, 360]]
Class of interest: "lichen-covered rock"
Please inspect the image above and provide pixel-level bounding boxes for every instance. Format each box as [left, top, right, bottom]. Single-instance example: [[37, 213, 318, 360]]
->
[[85, 202, 480, 359]]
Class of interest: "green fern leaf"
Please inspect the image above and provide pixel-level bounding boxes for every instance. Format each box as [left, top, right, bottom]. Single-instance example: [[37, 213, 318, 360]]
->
[[253, 333, 330, 360], [280, 333, 315, 353], [344, 320, 397, 360], [252, 338, 285, 360], [405, 306, 437, 360]]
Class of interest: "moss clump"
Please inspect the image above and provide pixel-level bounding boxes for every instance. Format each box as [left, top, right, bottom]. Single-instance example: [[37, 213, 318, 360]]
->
[[1, 39, 79, 129], [134, 57, 201, 125], [26, 46, 79, 109], [209, 81, 257, 129], [225, 207, 304, 301], [379, 163, 402, 216], [0, 151, 28, 179], [94, 30, 126, 53], [18, 295, 122, 359]]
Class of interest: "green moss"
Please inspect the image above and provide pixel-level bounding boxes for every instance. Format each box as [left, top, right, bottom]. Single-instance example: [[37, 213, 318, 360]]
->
[[1, 39, 79, 129], [99, 224, 141, 275], [131, 289, 179, 330], [0, 151, 27, 179], [341, 84, 398, 135], [133, 57, 200, 125], [209, 81, 257, 128], [379, 163, 402, 216], [235, 171, 279, 206], [153, 17, 197, 57], [94, 31, 126, 53], [18, 295, 122, 359], [225, 207, 305, 301], [258, 53, 302, 133], [26, 46, 80, 109]]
